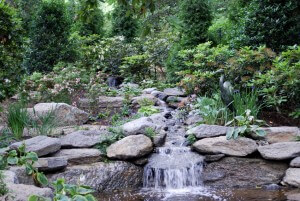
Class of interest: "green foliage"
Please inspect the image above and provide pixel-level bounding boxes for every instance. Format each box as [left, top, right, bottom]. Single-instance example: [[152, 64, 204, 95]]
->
[[7, 102, 29, 140], [0, 2, 23, 100], [187, 134, 197, 145], [138, 106, 160, 117], [290, 108, 300, 119], [25, 0, 72, 73], [0, 128, 14, 148], [179, 0, 212, 48], [226, 109, 266, 140], [137, 98, 155, 107], [208, 16, 234, 45], [95, 127, 124, 154], [194, 94, 232, 125], [0, 171, 8, 196], [144, 127, 156, 138], [244, 0, 300, 51], [30, 109, 57, 136], [111, 3, 138, 42], [232, 90, 261, 118]]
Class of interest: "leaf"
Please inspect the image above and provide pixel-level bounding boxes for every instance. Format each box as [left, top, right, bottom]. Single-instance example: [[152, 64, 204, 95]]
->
[[7, 156, 18, 165], [233, 129, 240, 139], [225, 120, 234, 126], [226, 127, 235, 140], [235, 116, 245, 122], [36, 172, 48, 186], [256, 129, 266, 137], [54, 194, 70, 201], [28, 195, 39, 201], [77, 186, 95, 195], [25, 163, 34, 175], [84, 194, 97, 201], [239, 125, 247, 134], [72, 195, 88, 201], [26, 152, 38, 162], [52, 178, 65, 193]]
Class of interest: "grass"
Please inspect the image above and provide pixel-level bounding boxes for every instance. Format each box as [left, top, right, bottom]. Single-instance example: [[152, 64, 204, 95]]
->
[[233, 90, 261, 118], [31, 109, 57, 136], [145, 127, 156, 138]]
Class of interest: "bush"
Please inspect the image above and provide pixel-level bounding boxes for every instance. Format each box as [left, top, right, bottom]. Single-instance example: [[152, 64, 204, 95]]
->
[[179, 0, 212, 48], [0, 2, 23, 100], [25, 0, 72, 73], [111, 3, 138, 42]]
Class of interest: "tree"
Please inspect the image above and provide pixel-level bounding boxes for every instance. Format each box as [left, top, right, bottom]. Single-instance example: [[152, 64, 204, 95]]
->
[[179, 0, 212, 48], [25, 0, 72, 73], [111, 3, 138, 42], [0, 1, 23, 100], [77, 0, 105, 36], [244, 0, 300, 51]]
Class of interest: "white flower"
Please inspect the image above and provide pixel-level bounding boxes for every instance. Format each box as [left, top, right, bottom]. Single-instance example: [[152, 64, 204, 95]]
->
[[79, 174, 86, 183]]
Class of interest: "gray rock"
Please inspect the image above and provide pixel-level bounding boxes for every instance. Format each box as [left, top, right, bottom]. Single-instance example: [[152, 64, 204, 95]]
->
[[28, 103, 89, 126], [290, 157, 300, 167], [192, 136, 257, 157], [204, 154, 225, 162], [9, 136, 61, 157], [187, 124, 229, 139], [286, 191, 300, 201], [142, 88, 157, 94], [153, 130, 167, 147], [258, 142, 300, 160], [35, 157, 67, 172], [98, 96, 124, 108], [203, 157, 288, 188], [185, 113, 203, 125], [2, 170, 18, 184], [52, 148, 103, 165], [132, 158, 148, 166], [48, 161, 143, 192], [131, 94, 158, 108], [6, 183, 53, 201], [60, 130, 110, 148], [120, 83, 139, 89], [163, 88, 185, 96], [166, 96, 184, 103], [151, 90, 168, 101], [122, 117, 157, 136], [52, 125, 107, 136], [148, 113, 167, 127], [107, 135, 153, 160], [9, 166, 34, 185], [261, 127, 300, 144], [282, 168, 300, 187]]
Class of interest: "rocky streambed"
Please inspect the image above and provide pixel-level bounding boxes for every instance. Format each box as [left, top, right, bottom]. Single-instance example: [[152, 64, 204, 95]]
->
[[1, 87, 300, 201]]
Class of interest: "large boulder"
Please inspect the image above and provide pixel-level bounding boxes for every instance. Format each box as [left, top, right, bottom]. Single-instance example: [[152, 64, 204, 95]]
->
[[282, 168, 300, 187], [107, 135, 153, 160], [122, 117, 157, 136], [52, 148, 104, 165], [9, 136, 61, 157], [260, 127, 300, 144], [48, 161, 143, 192], [186, 124, 229, 139], [163, 88, 185, 96], [6, 184, 53, 201], [28, 103, 89, 126], [192, 136, 257, 157], [60, 130, 110, 148], [258, 142, 300, 160], [203, 157, 288, 188]]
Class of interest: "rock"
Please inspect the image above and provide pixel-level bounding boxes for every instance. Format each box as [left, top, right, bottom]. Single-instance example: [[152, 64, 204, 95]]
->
[[48, 161, 143, 192], [192, 136, 257, 157], [9, 166, 34, 185], [151, 90, 168, 101], [52, 149, 103, 165], [98, 96, 124, 108], [35, 157, 67, 172], [120, 83, 139, 89], [107, 135, 153, 160], [142, 88, 157, 94], [166, 96, 184, 103], [163, 88, 185, 96], [6, 184, 53, 201], [122, 117, 157, 136], [148, 113, 167, 127], [131, 94, 158, 108], [187, 124, 229, 139], [286, 191, 300, 201], [258, 142, 300, 160], [28, 103, 89, 126], [291, 157, 300, 167], [282, 168, 300, 187], [261, 127, 300, 144], [53, 125, 107, 136], [153, 130, 167, 147], [204, 154, 225, 162], [60, 130, 110, 148], [132, 158, 148, 166], [185, 112, 203, 125], [2, 170, 18, 184], [9, 136, 61, 157], [203, 157, 288, 188]]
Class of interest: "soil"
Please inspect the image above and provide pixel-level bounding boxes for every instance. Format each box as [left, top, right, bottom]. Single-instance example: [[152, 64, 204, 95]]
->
[[259, 110, 300, 127]]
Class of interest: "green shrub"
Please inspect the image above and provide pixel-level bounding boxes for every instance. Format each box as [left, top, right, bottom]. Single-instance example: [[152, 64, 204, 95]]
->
[[138, 106, 160, 117], [25, 0, 72, 73], [145, 127, 156, 139], [233, 90, 261, 118], [208, 16, 234, 45], [187, 134, 197, 145], [0, 2, 23, 100]]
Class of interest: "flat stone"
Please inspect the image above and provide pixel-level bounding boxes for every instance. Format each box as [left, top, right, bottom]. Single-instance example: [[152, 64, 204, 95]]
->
[[132, 158, 148, 166], [258, 142, 300, 160], [204, 154, 225, 162], [51, 149, 103, 165], [35, 157, 67, 172], [153, 130, 167, 147], [98, 96, 124, 108], [192, 136, 257, 157], [163, 88, 185, 96], [122, 117, 157, 136], [262, 127, 300, 144], [187, 124, 229, 139], [203, 157, 288, 188], [131, 94, 158, 107], [2, 170, 18, 184], [286, 191, 300, 201], [142, 88, 157, 94], [48, 161, 143, 192], [282, 168, 300, 187], [107, 135, 153, 160], [9, 136, 61, 157], [291, 157, 300, 167], [27, 103, 89, 126], [151, 90, 168, 101], [166, 96, 184, 103], [60, 130, 110, 148], [185, 112, 203, 125]]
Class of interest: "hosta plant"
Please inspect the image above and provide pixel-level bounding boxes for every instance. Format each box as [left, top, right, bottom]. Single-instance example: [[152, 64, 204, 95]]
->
[[226, 109, 266, 140]]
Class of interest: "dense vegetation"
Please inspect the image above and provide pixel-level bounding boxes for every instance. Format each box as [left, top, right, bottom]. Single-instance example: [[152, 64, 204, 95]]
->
[[0, 0, 299, 122]]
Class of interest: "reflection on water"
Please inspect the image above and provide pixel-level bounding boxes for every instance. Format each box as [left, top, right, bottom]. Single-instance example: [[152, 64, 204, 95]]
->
[[96, 188, 300, 201]]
